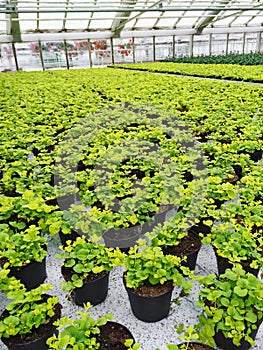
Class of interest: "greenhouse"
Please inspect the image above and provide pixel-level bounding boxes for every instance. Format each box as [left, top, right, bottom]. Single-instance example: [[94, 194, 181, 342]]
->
[[0, 1, 263, 350]]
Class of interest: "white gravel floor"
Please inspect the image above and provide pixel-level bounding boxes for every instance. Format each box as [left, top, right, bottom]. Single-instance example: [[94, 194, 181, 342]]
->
[[1, 233, 262, 350]]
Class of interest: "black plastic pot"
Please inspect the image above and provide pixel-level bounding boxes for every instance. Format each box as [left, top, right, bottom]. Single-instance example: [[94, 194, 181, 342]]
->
[[56, 194, 75, 210], [213, 248, 259, 277], [103, 225, 142, 253], [248, 150, 262, 162], [62, 266, 110, 306], [8, 257, 47, 290], [124, 279, 173, 322], [140, 204, 174, 235], [1, 328, 58, 350], [97, 321, 135, 350], [0, 300, 62, 350], [162, 231, 202, 272], [214, 323, 262, 350]]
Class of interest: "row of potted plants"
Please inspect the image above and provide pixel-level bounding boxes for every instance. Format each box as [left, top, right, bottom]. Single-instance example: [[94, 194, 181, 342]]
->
[[112, 62, 263, 82], [1, 229, 262, 350], [162, 52, 263, 66]]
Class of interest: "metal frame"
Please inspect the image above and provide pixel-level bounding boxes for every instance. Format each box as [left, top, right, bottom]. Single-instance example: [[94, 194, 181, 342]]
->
[[1, 1, 263, 43]]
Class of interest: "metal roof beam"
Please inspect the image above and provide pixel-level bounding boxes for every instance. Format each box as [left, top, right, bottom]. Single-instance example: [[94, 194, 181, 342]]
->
[[111, 0, 137, 37], [195, 0, 231, 34], [112, 0, 166, 35]]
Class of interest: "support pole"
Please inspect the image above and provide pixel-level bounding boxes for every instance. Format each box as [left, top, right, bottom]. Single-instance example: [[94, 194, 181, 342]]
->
[[38, 40, 45, 71], [189, 35, 193, 57], [153, 36, 156, 61], [88, 39, 92, 68], [172, 35, 176, 57], [208, 33, 212, 56], [132, 37, 135, 63], [242, 32, 246, 54], [226, 33, 229, 54], [11, 42, 19, 71], [64, 40, 70, 69], [110, 37, 115, 65]]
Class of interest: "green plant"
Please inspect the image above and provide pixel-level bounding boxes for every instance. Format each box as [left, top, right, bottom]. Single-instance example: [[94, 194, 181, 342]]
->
[[203, 221, 263, 269], [0, 283, 60, 339], [146, 207, 202, 250], [123, 240, 193, 293], [0, 224, 47, 267], [0, 266, 26, 298], [55, 236, 125, 296], [56, 105, 205, 236], [194, 266, 263, 347], [202, 201, 263, 269], [47, 302, 140, 349]]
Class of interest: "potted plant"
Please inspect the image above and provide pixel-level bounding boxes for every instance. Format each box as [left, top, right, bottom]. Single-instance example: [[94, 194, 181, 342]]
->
[[47, 302, 140, 350], [202, 202, 263, 276], [0, 224, 48, 290], [55, 236, 125, 306], [193, 266, 263, 350], [123, 240, 193, 322], [0, 283, 62, 350], [164, 325, 216, 349], [148, 214, 202, 272]]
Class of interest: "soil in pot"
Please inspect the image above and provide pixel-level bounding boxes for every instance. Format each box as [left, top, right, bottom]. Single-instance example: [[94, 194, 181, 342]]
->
[[0, 297, 62, 350], [124, 278, 174, 322], [189, 217, 214, 236], [161, 231, 202, 271], [97, 321, 135, 350], [59, 229, 82, 246], [61, 266, 109, 306]]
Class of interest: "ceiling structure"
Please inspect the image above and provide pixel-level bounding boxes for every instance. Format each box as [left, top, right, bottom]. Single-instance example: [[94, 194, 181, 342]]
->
[[0, 0, 263, 42]]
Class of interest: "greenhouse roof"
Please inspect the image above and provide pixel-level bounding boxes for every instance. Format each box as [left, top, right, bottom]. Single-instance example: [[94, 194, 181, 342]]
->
[[1, 0, 263, 42]]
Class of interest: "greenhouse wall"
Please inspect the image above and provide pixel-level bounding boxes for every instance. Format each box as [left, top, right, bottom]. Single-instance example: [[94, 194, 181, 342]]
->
[[0, 31, 262, 72]]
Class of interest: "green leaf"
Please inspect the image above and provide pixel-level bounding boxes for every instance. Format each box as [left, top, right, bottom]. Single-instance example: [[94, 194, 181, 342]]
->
[[234, 286, 247, 297], [245, 310, 257, 323]]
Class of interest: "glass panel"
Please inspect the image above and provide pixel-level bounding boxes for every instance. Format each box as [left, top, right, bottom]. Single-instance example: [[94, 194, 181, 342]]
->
[[211, 34, 227, 55], [89, 39, 111, 66], [0, 44, 16, 71], [193, 35, 209, 56], [113, 38, 134, 64], [17, 14, 37, 32], [0, 15, 7, 33], [174, 36, 191, 57], [227, 33, 244, 54], [155, 36, 173, 60], [245, 33, 258, 53], [176, 14, 203, 28], [134, 37, 153, 62]]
